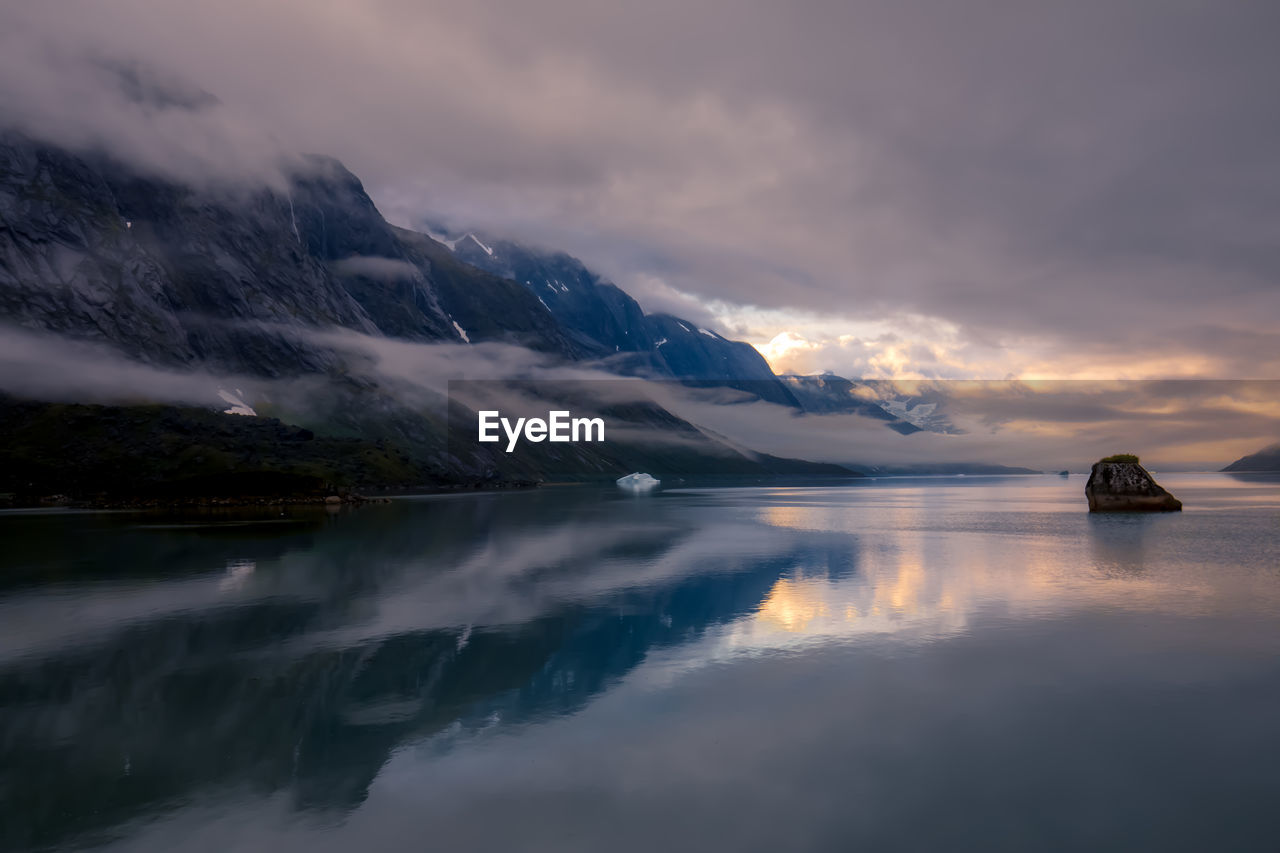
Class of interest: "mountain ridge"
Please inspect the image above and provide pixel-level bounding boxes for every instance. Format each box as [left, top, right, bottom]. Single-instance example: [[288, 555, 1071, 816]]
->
[[0, 130, 914, 490], [445, 228, 800, 406]]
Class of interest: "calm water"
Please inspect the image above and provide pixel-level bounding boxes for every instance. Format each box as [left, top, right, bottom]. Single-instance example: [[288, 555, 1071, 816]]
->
[[2, 475, 1279, 852]]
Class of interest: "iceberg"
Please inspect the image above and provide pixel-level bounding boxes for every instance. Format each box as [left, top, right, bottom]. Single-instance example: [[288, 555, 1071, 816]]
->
[[616, 472, 660, 492]]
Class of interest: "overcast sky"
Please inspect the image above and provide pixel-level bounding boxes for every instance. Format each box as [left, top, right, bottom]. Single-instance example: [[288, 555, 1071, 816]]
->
[[3, 0, 1279, 380]]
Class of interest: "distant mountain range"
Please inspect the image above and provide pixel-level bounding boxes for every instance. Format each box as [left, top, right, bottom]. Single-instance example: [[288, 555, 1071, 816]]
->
[[1222, 443, 1280, 472], [777, 374, 966, 435]]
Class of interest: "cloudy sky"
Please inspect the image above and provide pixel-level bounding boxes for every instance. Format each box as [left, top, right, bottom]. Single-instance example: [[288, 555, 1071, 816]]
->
[[4, 0, 1279, 380]]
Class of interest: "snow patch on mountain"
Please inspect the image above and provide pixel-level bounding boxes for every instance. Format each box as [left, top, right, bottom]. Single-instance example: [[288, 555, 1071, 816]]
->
[[466, 234, 494, 256], [427, 230, 460, 250], [881, 400, 936, 426], [218, 389, 256, 416]]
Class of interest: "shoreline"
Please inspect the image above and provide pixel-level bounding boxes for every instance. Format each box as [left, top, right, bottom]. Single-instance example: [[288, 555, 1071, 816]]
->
[[0, 479, 542, 511]]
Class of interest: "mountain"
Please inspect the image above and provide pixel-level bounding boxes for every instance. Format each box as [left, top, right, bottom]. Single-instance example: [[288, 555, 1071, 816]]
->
[[779, 373, 918, 432], [0, 130, 863, 491], [1, 130, 803, 401], [444, 230, 798, 406], [780, 373, 963, 434], [865, 383, 964, 434], [0, 131, 873, 491], [1222, 442, 1280, 472], [0, 132, 577, 377], [641, 314, 797, 407], [449, 232, 657, 359]]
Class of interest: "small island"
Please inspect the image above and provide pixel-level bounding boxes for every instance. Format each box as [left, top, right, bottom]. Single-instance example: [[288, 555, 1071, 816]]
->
[[1085, 454, 1182, 512]]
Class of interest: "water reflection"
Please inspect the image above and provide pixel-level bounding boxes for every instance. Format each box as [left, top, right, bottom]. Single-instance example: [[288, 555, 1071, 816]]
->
[[0, 492, 852, 850], [0, 476, 1278, 852], [1088, 513, 1157, 575]]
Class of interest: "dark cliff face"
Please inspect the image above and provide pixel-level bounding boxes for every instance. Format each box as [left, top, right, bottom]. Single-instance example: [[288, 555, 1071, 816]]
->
[[641, 313, 798, 407], [452, 233, 655, 358], [448, 232, 799, 406], [393, 228, 579, 356], [0, 133, 577, 375], [1, 136, 228, 368], [1085, 461, 1183, 512]]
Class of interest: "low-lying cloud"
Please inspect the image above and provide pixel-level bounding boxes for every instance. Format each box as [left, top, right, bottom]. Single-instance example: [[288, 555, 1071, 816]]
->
[[0, 325, 250, 408], [2, 324, 1275, 471]]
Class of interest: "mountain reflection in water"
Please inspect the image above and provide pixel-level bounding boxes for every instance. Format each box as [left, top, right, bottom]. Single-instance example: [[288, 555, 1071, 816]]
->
[[1, 475, 1279, 852]]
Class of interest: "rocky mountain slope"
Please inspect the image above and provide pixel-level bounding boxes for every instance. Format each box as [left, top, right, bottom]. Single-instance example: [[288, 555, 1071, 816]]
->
[[0, 132, 576, 378], [0, 130, 893, 489], [447, 231, 799, 406]]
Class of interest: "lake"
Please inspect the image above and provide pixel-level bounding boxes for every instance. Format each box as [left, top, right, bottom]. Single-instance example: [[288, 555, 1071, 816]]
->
[[2, 474, 1279, 852]]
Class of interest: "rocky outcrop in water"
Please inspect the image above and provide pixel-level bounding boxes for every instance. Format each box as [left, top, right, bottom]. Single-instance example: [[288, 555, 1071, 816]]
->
[[1085, 458, 1182, 512]]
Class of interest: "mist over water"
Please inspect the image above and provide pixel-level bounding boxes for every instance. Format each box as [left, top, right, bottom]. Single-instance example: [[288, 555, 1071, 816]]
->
[[2, 474, 1279, 852]]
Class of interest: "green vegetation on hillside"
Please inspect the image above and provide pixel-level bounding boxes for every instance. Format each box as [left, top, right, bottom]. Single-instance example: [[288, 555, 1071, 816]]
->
[[1100, 453, 1140, 463]]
